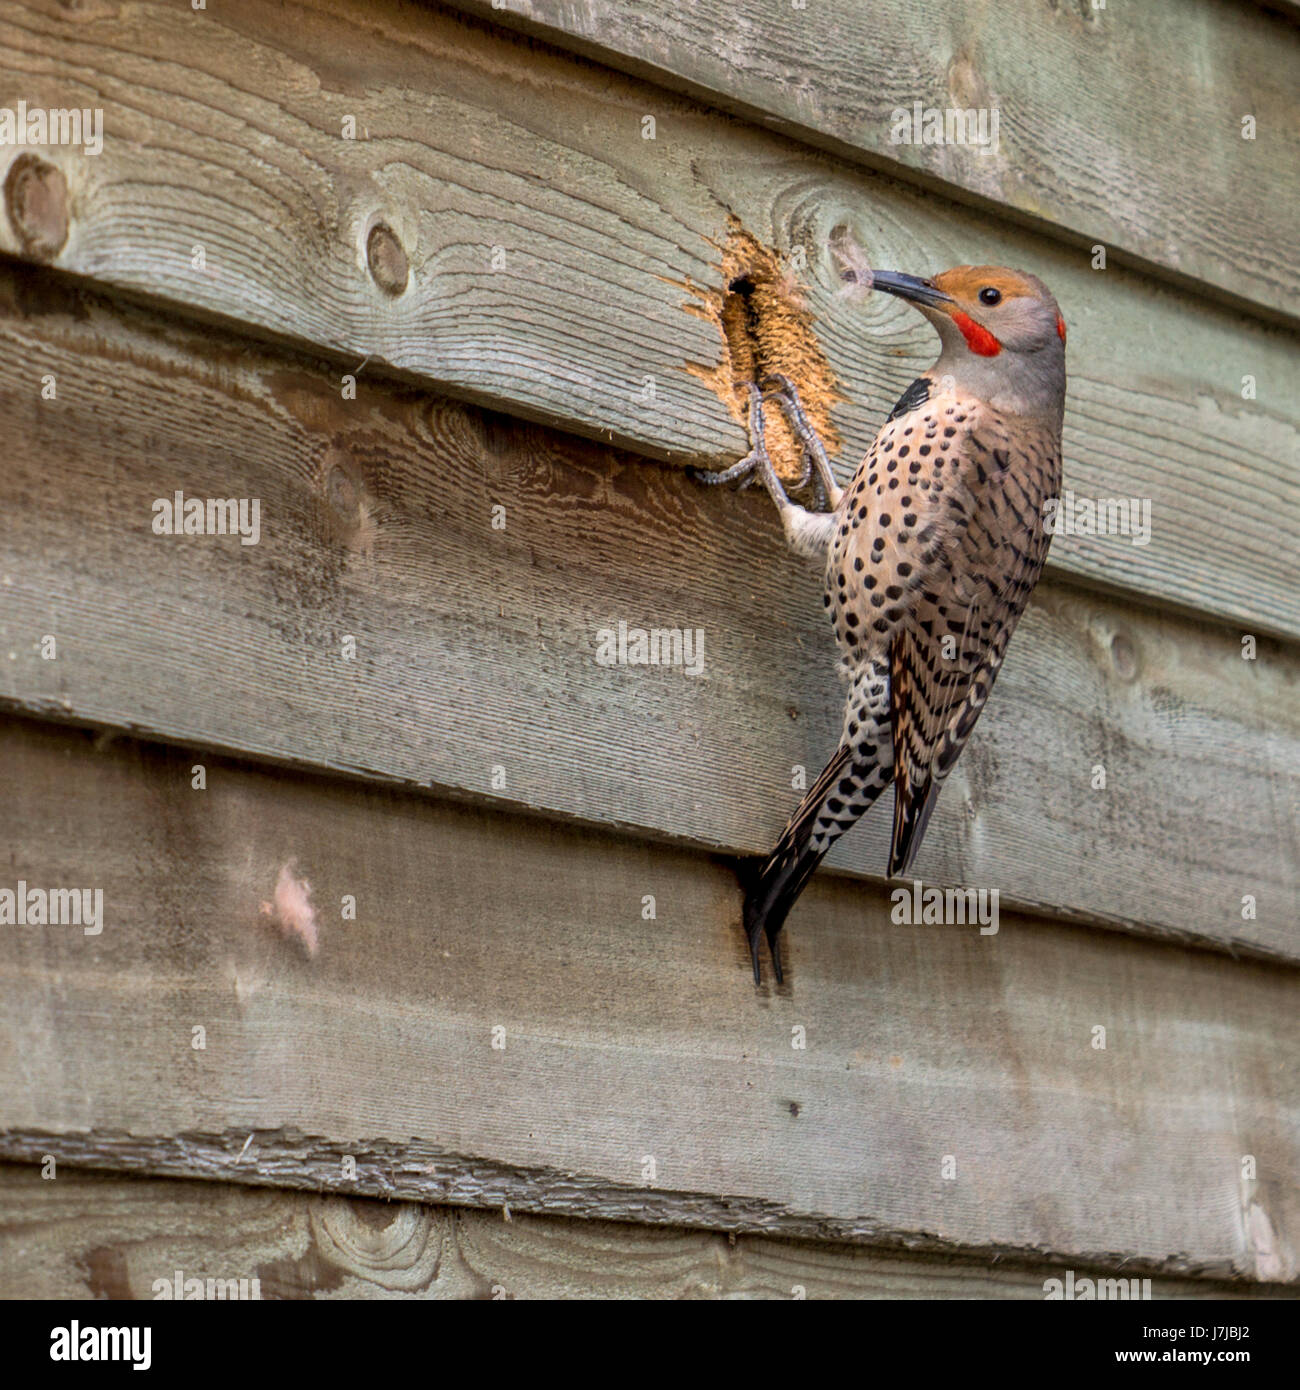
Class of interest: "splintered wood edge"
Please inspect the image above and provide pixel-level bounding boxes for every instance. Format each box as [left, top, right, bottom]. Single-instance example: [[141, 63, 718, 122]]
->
[[0, 1129, 1278, 1284], [680, 217, 845, 486], [3, 1163, 1287, 1299]]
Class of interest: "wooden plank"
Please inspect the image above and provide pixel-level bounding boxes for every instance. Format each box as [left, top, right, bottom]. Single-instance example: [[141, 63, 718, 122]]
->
[[0, 1165, 1285, 1300], [0, 717, 1297, 1281], [0, 0, 1297, 638], [447, 0, 1300, 323], [1, 265, 1296, 963]]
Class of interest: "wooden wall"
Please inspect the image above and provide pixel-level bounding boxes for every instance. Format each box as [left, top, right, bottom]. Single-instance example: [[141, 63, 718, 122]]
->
[[0, 0, 1296, 1295], [0, 1165, 1286, 1300]]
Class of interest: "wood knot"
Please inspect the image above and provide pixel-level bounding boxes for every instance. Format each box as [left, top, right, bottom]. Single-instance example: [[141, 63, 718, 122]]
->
[[325, 458, 360, 518], [317, 445, 378, 556], [1109, 631, 1138, 681], [4, 154, 69, 261], [366, 222, 408, 296], [946, 52, 993, 114]]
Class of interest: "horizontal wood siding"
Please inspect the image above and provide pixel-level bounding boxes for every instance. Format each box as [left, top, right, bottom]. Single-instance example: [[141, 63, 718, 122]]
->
[[445, 0, 1300, 321], [0, 1166, 1286, 1300], [0, 264, 1295, 960], [0, 0, 1296, 636], [0, 0, 1296, 1293], [0, 718, 1296, 1280]]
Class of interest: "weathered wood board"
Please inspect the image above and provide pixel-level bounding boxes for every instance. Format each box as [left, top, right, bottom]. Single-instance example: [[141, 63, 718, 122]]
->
[[1, 0, 1297, 637], [446, 0, 1300, 322], [1, 266, 1296, 960], [0, 1165, 1285, 1300], [0, 718, 1296, 1281]]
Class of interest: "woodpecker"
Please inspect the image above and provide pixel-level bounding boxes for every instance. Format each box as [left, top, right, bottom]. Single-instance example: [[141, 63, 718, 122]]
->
[[698, 265, 1066, 983]]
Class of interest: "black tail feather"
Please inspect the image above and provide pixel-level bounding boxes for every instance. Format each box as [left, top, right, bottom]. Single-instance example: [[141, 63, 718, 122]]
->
[[741, 745, 852, 984], [888, 778, 940, 879], [742, 844, 830, 984]]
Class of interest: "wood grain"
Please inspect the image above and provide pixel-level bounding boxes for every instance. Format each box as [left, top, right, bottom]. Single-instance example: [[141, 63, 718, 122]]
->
[[0, 1165, 1286, 1299], [0, 264, 1296, 961], [0, 0, 1297, 636], [0, 717, 1297, 1280], [446, 0, 1300, 322]]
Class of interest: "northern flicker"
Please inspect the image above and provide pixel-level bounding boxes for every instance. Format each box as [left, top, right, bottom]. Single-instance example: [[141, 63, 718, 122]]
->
[[698, 264, 1066, 983]]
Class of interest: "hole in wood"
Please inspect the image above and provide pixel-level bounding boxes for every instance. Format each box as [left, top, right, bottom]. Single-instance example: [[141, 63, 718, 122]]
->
[[683, 216, 844, 487]]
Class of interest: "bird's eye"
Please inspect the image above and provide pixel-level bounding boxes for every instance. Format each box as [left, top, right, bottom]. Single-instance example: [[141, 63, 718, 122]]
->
[[978, 287, 1002, 306]]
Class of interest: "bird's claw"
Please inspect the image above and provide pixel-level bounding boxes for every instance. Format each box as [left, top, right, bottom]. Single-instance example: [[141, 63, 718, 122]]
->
[[691, 377, 840, 513], [690, 383, 771, 491], [761, 375, 843, 510]]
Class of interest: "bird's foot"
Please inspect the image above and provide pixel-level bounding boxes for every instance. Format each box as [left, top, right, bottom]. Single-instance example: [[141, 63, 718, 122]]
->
[[693, 381, 840, 560], [759, 373, 843, 511], [690, 383, 790, 505]]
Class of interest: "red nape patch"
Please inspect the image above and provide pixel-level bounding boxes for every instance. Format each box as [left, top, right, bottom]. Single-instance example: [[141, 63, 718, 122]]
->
[[1056, 312, 1067, 342], [952, 310, 1001, 356]]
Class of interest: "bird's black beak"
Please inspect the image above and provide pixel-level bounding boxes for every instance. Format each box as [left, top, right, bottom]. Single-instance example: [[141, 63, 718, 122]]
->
[[870, 271, 955, 311]]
